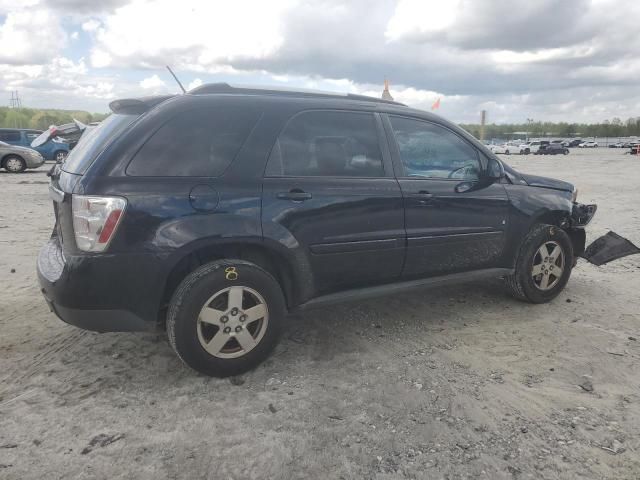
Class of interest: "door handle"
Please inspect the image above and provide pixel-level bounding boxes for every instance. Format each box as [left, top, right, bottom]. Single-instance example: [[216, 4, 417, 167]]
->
[[411, 190, 433, 199], [276, 189, 312, 201], [410, 190, 433, 205]]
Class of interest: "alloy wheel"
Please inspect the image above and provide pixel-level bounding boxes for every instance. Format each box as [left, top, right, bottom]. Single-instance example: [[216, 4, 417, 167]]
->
[[196, 286, 268, 359], [531, 241, 564, 291]]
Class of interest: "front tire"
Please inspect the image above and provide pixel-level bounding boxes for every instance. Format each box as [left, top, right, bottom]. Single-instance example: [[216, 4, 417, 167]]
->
[[504, 224, 573, 303], [3, 155, 26, 173], [167, 259, 285, 377]]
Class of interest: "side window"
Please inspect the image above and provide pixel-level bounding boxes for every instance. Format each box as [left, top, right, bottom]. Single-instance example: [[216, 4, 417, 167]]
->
[[127, 107, 261, 177], [389, 116, 480, 180], [0, 131, 21, 142], [265, 111, 384, 177]]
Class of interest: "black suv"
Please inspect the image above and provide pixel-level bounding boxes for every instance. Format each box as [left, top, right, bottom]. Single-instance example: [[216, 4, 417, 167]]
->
[[38, 84, 597, 376], [537, 144, 570, 155]]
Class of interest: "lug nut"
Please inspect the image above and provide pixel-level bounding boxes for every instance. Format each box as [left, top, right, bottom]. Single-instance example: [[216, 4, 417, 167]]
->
[[239, 314, 247, 322], [231, 308, 239, 316], [235, 326, 243, 332], [223, 326, 231, 334], [221, 316, 228, 323]]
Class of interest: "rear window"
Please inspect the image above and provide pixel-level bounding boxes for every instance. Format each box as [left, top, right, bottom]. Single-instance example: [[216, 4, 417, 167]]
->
[[62, 114, 138, 174], [126, 108, 261, 177]]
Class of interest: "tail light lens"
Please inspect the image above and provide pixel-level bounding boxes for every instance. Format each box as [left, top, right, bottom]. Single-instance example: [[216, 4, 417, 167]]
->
[[72, 195, 126, 252]]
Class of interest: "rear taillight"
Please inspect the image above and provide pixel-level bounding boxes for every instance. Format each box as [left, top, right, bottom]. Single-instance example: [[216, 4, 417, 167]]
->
[[72, 195, 126, 252]]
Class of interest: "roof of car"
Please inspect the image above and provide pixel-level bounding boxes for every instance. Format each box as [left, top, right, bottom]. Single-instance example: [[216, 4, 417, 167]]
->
[[187, 82, 406, 106]]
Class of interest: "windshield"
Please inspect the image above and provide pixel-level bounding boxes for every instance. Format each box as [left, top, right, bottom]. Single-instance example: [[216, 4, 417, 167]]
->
[[62, 113, 139, 174]]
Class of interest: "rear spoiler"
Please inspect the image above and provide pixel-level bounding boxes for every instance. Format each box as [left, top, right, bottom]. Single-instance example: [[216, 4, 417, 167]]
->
[[109, 95, 175, 114]]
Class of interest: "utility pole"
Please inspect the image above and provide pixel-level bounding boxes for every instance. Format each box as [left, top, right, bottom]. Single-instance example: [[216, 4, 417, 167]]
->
[[479, 110, 487, 142], [9, 90, 22, 109]]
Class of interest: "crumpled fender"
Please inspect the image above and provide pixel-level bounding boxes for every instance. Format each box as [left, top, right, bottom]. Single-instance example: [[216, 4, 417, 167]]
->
[[581, 231, 640, 266]]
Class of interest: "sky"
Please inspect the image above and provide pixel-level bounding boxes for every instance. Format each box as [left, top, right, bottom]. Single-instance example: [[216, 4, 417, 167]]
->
[[1, 0, 639, 124]]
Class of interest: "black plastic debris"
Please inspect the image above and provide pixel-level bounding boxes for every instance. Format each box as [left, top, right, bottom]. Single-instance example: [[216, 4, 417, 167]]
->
[[582, 231, 640, 266]]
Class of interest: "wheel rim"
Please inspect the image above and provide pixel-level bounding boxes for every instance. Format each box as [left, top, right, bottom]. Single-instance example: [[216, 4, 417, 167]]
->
[[196, 286, 268, 359], [531, 241, 564, 291], [6, 158, 23, 172], [55, 151, 67, 162]]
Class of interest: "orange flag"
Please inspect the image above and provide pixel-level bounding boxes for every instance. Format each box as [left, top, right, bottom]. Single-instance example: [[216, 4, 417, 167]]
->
[[431, 97, 441, 110]]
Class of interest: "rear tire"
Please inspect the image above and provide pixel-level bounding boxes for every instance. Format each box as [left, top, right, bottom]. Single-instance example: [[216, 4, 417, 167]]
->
[[167, 259, 285, 377], [504, 224, 573, 303], [3, 155, 26, 173]]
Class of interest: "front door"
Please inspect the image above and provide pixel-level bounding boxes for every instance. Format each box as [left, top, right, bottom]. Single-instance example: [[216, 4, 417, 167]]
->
[[383, 115, 510, 278], [262, 110, 405, 295]]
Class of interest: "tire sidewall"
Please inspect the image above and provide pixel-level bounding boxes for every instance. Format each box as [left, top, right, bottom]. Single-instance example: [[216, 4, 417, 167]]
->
[[516, 225, 574, 303], [168, 259, 285, 377]]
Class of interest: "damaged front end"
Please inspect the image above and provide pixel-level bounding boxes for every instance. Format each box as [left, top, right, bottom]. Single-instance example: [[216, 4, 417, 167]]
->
[[566, 202, 640, 265]]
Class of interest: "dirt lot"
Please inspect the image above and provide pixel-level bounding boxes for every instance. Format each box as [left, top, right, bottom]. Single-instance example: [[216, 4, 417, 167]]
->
[[1, 148, 639, 479]]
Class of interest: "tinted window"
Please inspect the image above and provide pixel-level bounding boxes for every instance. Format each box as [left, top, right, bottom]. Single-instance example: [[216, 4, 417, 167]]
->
[[389, 117, 480, 180], [127, 108, 261, 177], [0, 131, 21, 142], [266, 111, 384, 177], [63, 114, 138, 174]]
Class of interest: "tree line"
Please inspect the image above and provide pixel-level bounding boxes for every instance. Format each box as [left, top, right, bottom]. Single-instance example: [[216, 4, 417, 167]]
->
[[0, 107, 110, 130], [460, 117, 640, 140]]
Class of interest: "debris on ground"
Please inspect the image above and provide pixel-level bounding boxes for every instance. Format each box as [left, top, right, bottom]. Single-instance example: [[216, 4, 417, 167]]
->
[[579, 376, 594, 392], [80, 433, 124, 455]]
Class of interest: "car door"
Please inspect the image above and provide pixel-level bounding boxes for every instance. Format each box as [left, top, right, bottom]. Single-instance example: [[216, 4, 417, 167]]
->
[[383, 114, 510, 278], [261, 110, 405, 295]]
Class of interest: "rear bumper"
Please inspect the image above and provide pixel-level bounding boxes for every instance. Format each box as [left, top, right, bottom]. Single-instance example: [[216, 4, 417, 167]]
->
[[37, 236, 165, 332]]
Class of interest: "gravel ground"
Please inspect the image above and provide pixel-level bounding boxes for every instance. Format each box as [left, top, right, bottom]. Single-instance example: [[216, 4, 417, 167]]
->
[[1, 148, 639, 479]]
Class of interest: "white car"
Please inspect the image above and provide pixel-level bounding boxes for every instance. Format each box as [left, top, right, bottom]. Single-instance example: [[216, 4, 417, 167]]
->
[[489, 144, 515, 155], [579, 141, 598, 148], [519, 141, 542, 154]]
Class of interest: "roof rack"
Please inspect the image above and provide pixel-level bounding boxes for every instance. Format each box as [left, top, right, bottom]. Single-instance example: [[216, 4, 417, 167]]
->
[[188, 82, 405, 106]]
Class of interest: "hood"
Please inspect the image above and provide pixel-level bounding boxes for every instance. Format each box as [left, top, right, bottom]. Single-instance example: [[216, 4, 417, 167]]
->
[[11, 145, 41, 156], [520, 173, 573, 192]]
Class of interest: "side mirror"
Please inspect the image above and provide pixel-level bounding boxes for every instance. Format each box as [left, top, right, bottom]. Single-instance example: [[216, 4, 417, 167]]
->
[[486, 158, 504, 180]]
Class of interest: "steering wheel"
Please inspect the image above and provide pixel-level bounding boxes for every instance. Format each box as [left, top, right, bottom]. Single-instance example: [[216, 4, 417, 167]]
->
[[448, 165, 473, 179]]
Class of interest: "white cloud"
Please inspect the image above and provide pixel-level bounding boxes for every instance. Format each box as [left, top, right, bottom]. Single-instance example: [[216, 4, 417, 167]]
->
[[81, 19, 101, 32], [89, 0, 293, 69], [0, 10, 67, 64], [187, 78, 203, 90], [139, 74, 166, 89], [71, 31, 79, 40], [385, 0, 460, 41]]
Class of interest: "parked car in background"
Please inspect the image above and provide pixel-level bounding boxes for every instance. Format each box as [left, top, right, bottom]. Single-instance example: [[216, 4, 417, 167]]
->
[[537, 144, 569, 155], [31, 119, 89, 152], [37, 84, 598, 376], [609, 142, 625, 148], [489, 144, 515, 155], [562, 139, 583, 148], [628, 144, 640, 155], [519, 141, 543, 154], [0, 128, 70, 161], [0, 140, 45, 172], [579, 141, 598, 148]]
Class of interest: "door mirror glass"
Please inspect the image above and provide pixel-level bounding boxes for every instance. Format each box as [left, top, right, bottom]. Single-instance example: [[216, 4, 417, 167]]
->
[[486, 157, 503, 180]]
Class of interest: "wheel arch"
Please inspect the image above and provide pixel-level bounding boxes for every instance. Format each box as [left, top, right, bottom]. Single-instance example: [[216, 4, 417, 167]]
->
[[527, 209, 584, 257], [158, 240, 302, 323]]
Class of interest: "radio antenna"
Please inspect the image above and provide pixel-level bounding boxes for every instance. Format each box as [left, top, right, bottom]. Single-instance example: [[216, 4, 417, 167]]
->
[[166, 65, 186, 93]]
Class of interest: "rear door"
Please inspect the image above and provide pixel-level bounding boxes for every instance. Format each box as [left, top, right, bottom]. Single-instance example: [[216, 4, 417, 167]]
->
[[261, 110, 405, 295], [383, 114, 510, 278]]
